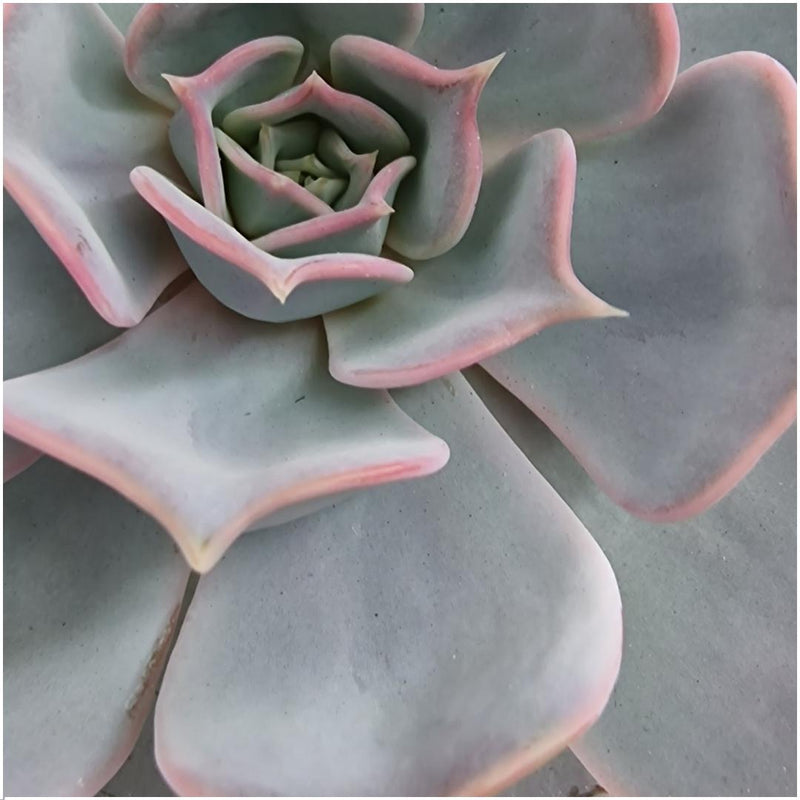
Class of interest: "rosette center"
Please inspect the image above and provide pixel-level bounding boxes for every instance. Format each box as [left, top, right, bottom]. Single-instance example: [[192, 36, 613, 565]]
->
[[134, 37, 418, 323]]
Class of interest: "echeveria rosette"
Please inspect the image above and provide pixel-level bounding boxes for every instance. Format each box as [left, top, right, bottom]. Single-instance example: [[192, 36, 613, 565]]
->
[[2, 4, 796, 799], [127, 23, 609, 331]]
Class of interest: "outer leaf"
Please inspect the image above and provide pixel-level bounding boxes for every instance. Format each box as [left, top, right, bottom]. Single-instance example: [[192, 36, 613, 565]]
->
[[3, 192, 117, 481], [125, 3, 424, 109], [483, 53, 796, 520], [325, 130, 623, 389], [99, 720, 602, 796], [3, 193, 118, 382], [154, 373, 621, 796], [412, 4, 679, 163], [254, 156, 416, 258], [575, 430, 797, 796], [164, 36, 304, 221], [466, 369, 795, 796], [4, 457, 189, 796], [331, 35, 501, 259], [131, 166, 413, 321], [3, 4, 186, 327], [3, 283, 449, 573]]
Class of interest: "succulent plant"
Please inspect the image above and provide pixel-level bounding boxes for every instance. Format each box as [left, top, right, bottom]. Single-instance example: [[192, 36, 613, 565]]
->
[[3, 3, 795, 797]]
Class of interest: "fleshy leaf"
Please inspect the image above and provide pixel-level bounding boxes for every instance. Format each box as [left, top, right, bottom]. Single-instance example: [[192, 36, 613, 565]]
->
[[325, 130, 623, 389], [303, 175, 347, 205], [277, 154, 338, 178], [4, 457, 189, 796], [465, 369, 795, 796], [3, 191, 119, 481], [254, 155, 416, 258], [258, 118, 321, 168], [317, 128, 378, 210], [3, 4, 187, 327], [131, 166, 413, 321], [574, 429, 797, 796], [164, 36, 303, 221], [223, 71, 410, 168], [483, 53, 797, 520], [3, 283, 449, 573], [154, 373, 621, 796], [411, 4, 679, 163], [215, 128, 332, 239], [3, 193, 118, 381], [331, 35, 501, 259], [125, 4, 424, 109]]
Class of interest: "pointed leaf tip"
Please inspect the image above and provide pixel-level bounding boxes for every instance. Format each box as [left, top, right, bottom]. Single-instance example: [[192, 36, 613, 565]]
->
[[330, 36, 498, 260], [153, 374, 620, 796], [325, 129, 621, 389], [4, 285, 450, 573], [469, 51, 506, 88], [482, 51, 796, 519]]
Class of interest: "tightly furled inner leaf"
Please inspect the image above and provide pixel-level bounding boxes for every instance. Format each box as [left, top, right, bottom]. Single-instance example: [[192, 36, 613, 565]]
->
[[217, 119, 388, 235]]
